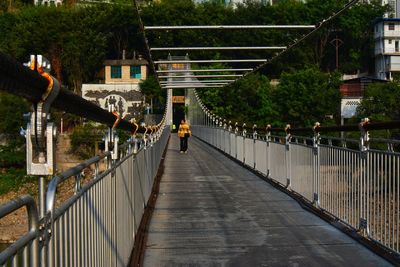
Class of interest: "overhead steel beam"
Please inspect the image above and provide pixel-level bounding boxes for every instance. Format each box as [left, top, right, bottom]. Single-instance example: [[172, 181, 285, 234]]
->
[[145, 25, 315, 30], [162, 85, 226, 89], [157, 68, 252, 73], [163, 82, 230, 86], [160, 80, 235, 84], [158, 74, 243, 79], [234, 0, 361, 83], [151, 46, 286, 51], [155, 59, 267, 64]]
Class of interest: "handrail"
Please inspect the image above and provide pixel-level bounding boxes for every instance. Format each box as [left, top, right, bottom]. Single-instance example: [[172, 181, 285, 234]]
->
[[45, 152, 111, 216], [195, 88, 400, 134], [221, 120, 400, 134], [0, 195, 39, 265]]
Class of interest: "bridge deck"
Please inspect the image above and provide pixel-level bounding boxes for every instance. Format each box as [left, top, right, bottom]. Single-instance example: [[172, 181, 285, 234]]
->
[[143, 136, 392, 266]]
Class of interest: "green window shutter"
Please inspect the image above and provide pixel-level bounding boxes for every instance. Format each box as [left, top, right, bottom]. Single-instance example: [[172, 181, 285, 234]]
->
[[130, 65, 141, 79], [111, 66, 122, 78]]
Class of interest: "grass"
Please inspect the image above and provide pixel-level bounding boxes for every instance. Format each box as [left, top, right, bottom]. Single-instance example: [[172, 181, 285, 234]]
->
[[0, 168, 36, 195]]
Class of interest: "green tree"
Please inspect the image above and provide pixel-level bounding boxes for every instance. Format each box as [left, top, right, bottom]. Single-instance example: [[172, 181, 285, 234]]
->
[[198, 73, 275, 126], [139, 75, 165, 112], [272, 67, 341, 127], [0, 92, 29, 144], [357, 82, 400, 122]]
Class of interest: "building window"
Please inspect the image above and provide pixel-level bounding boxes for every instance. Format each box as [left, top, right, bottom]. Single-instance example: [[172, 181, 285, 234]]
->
[[389, 23, 395, 31], [130, 65, 141, 79], [389, 39, 393, 44], [111, 66, 122, 79], [396, 41, 399, 52]]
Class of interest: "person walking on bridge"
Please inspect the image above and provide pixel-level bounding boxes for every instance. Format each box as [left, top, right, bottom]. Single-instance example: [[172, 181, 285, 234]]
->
[[178, 119, 191, 153]]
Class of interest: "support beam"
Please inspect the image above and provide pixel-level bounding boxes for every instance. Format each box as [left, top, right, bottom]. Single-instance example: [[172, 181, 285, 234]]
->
[[158, 74, 243, 79], [155, 59, 267, 64], [162, 85, 226, 89], [163, 82, 230, 86], [160, 80, 235, 84], [157, 68, 252, 73], [145, 25, 315, 30], [151, 46, 286, 51]]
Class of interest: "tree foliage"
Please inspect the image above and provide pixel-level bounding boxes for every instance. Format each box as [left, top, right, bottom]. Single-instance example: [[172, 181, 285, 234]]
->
[[357, 82, 400, 122], [271, 67, 341, 127], [0, 0, 390, 132], [0, 92, 29, 144], [0, 5, 142, 93], [139, 75, 165, 110]]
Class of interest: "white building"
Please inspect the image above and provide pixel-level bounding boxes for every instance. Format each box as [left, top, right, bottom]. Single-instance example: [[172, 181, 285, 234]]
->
[[82, 56, 148, 121], [382, 0, 400, 18], [34, 0, 62, 6], [374, 18, 400, 80]]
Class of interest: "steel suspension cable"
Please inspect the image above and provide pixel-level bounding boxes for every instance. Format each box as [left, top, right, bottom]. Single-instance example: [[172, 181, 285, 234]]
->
[[236, 0, 361, 82], [0, 52, 139, 133], [132, 0, 160, 84]]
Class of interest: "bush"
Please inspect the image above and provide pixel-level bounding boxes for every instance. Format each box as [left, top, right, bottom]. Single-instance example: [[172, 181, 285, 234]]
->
[[70, 123, 106, 159], [0, 168, 36, 195], [0, 145, 25, 168]]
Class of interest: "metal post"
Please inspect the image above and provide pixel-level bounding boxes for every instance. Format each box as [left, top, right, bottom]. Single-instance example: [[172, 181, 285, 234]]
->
[[242, 123, 247, 163], [235, 122, 238, 159], [313, 122, 321, 206], [266, 125, 271, 178], [359, 118, 370, 235], [39, 177, 46, 219], [285, 124, 292, 188], [253, 124, 257, 169]]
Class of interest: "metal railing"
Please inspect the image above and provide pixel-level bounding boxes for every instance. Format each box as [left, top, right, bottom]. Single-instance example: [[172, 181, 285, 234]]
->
[[187, 89, 400, 258], [0, 127, 169, 266], [0, 52, 172, 266]]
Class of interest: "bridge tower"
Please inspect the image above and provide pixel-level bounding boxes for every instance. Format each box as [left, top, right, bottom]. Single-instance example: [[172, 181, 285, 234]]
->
[[165, 54, 190, 129]]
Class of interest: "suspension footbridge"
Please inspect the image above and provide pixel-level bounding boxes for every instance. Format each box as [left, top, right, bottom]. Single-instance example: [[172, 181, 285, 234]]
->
[[0, 0, 400, 266]]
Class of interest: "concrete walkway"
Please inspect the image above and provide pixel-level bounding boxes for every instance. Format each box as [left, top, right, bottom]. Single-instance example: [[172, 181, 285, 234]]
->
[[143, 136, 392, 266]]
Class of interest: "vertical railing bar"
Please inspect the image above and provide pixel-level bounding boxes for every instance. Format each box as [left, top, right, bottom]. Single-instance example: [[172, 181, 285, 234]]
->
[[69, 206, 74, 267], [397, 155, 399, 252], [381, 152, 384, 243], [385, 153, 388, 245], [389, 152, 392, 248], [78, 197, 82, 267], [72, 203, 77, 267], [63, 212, 68, 267], [11, 254, 18, 267], [82, 193, 87, 267], [94, 179, 99, 266], [22, 243, 29, 267], [97, 177, 104, 267]]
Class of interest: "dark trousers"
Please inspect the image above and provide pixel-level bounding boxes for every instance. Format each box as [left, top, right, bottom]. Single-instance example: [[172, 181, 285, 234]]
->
[[180, 137, 188, 151]]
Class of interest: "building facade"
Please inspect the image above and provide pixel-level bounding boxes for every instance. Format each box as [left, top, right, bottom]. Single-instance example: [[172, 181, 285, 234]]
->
[[34, 0, 62, 6], [82, 57, 148, 121], [382, 0, 400, 18], [374, 18, 400, 80]]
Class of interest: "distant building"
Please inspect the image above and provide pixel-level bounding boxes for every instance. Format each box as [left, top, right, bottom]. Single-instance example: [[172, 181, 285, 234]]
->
[[340, 74, 387, 119], [382, 0, 400, 18], [82, 55, 148, 121], [374, 18, 400, 80], [34, 0, 62, 6]]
